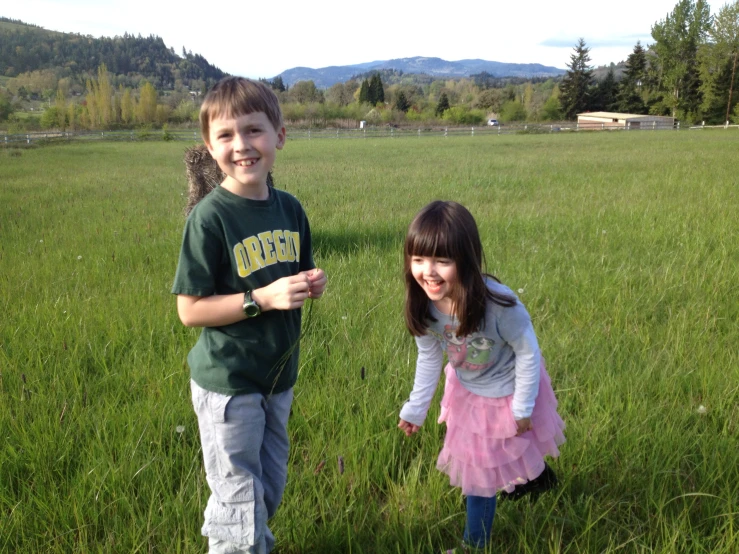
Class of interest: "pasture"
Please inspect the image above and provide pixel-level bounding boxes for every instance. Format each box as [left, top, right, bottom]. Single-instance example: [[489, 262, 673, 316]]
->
[[1, 130, 738, 553]]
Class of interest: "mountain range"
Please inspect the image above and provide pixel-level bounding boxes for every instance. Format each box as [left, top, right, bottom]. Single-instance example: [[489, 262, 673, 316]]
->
[[277, 57, 566, 88]]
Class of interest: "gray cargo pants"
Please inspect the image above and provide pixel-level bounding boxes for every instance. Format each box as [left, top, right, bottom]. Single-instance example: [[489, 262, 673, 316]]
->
[[191, 380, 293, 554]]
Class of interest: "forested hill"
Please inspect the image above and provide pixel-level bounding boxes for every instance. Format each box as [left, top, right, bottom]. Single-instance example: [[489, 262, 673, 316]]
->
[[0, 17, 227, 89]]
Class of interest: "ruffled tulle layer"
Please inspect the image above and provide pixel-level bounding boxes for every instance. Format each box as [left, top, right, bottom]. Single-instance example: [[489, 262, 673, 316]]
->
[[436, 360, 566, 497]]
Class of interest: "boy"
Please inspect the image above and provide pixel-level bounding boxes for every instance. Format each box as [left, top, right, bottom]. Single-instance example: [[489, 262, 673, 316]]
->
[[172, 77, 326, 554]]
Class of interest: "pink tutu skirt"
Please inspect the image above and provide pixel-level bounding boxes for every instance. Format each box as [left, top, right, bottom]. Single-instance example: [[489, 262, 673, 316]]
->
[[436, 359, 566, 497]]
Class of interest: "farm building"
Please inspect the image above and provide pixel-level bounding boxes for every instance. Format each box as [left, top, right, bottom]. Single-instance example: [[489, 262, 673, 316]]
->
[[577, 112, 675, 130]]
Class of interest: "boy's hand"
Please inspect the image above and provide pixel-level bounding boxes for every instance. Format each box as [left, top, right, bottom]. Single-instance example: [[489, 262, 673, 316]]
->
[[253, 274, 311, 311], [301, 268, 327, 299], [398, 419, 420, 437], [515, 417, 532, 436]]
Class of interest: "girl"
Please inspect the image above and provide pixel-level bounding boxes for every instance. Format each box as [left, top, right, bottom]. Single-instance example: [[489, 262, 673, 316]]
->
[[398, 201, 565, 553]]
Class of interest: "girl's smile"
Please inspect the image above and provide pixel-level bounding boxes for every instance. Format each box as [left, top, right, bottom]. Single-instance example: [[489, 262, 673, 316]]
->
[[411, 255, 457, 313]]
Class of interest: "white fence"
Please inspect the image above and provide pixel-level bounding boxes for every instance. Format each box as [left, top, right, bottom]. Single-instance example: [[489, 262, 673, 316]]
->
[[2, 122, 738, 146]]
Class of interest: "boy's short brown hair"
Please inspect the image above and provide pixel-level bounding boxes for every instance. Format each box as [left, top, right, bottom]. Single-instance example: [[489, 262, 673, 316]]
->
[[199, 77, 283, 143]]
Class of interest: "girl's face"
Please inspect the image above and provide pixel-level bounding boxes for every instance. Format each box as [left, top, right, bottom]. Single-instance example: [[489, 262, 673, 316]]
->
[[410, 255, 458, 313]]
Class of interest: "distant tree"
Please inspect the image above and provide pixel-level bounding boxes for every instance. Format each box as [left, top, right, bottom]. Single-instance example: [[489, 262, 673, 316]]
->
[[651, 0, 711, 119], [40, 107, 61, 129], [435, 92, 450, 116], [137, 80, 158, 124], [540, 96, 563, 121], [327, 82, 354, 106], [499, 100, 527, 122], [473, 88, 505, 112], [271, 76, 286, 92], [0, 93, 13, 121], [701, 0, 739, 122], [593, 66, 619, 111], [358, 79, 370, 104], [617, 41, 648, 113], [395, 90, 410, 112], [368, 73, 384, 104], [289, 80, 321, 104], [54, 88, 67, 129], [121, 86, 135, 125], [560, 38, 595, 119]]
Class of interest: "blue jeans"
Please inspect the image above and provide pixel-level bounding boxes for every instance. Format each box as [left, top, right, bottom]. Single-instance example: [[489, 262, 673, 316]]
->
[[191, 380, 293, 554], [464, 495, 497, 548]]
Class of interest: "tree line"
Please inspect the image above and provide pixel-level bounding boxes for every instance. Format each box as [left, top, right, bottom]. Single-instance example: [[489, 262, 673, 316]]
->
[[0, 18, 226, 91], [560, 0, 739, 124], [1, 0, 737, 131]]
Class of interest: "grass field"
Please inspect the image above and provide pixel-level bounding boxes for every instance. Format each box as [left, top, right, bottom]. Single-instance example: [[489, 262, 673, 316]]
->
[[1, 130, 738, 553]]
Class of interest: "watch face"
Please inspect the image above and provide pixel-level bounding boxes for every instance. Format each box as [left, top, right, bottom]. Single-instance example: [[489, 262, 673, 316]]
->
[[245, 303, 260, 317]]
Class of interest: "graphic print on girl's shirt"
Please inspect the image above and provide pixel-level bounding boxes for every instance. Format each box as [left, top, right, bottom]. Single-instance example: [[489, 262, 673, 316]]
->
[[439, 324, 496, 371]]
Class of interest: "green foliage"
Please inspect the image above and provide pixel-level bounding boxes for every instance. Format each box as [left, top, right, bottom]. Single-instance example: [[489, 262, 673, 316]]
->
[[0, 91, 12, 121], [474, 88, 505, 112], [617, 42, 649, 114], [499, 100, 528, 122], [326, 81, 356, 107], [289, 80, 322, 104], [441, 106, 485, 125], [540, 96, 563, 121], [592, 66, 619, 112], [435, 92, 450, 116], [39, 106, 62, 129], [700, 0, 739, 123], [0, 20, 225, 90], [559, 38, 595, 119], [358, 79, 370, 104], [368, 73, 385, 105], [394, 91, 410, 113], [650, 0, 712, 119]]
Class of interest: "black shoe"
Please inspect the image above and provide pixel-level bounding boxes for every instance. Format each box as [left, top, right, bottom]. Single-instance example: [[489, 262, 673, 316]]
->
[[499, 463, 558, 502]]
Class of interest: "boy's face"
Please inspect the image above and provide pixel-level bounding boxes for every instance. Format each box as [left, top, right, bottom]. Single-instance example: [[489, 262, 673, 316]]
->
[[205, 111, 285, 194]]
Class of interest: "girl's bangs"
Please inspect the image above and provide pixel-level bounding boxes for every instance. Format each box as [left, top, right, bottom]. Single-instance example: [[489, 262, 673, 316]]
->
[[406, 219, 454, 259]]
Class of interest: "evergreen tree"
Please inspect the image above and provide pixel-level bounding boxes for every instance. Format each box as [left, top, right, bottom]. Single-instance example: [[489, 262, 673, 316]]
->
[[368, 73, 384, 104], [618, 41, 648, 113], [435, 92, 450, 116], [395, 90, 410, 112], [593, 66, 618, 111], [271, 76, 286, 92], [358, 79, 370, 104], [559, 38, 595, 119]]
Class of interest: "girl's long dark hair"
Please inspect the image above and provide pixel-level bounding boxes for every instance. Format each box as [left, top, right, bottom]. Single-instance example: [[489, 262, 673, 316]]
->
[[404, 201, 515, 337]]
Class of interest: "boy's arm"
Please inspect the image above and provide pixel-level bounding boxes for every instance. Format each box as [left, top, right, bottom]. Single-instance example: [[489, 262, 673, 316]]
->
[[177, 273, 312, 327]]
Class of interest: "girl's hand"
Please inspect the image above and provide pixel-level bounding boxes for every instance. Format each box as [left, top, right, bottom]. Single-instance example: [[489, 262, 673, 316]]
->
[[301, 268, 327, 299], [398, 419, 420, 437], [515, 417, 532, 436], [253, 274, 311, 311]]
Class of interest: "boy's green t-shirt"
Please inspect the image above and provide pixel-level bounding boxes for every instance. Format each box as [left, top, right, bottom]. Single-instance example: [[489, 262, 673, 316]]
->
[[172, 185, 314, 396]]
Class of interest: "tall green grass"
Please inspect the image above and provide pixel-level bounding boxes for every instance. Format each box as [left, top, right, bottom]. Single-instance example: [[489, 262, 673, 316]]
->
[[1, 131, 737, 553]]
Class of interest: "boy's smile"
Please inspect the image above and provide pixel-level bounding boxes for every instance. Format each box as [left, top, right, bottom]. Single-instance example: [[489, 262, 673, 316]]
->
[[206, 111, 286, 199]]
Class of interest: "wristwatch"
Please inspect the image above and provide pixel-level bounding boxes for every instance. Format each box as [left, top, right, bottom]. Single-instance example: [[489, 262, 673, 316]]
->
[[243, 290, 261, 318]]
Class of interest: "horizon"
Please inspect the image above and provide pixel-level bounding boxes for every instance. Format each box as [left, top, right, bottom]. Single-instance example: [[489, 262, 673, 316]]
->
[[0, 0, 722, 79]]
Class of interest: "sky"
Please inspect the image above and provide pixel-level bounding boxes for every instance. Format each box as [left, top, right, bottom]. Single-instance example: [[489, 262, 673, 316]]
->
[[3, 0, 725, 79]]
